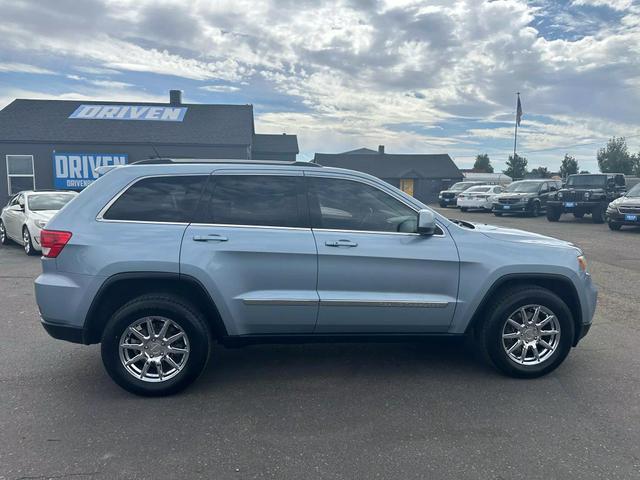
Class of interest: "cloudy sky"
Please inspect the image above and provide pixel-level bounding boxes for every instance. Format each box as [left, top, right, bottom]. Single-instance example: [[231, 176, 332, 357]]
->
[[0, 0, 639, 172]]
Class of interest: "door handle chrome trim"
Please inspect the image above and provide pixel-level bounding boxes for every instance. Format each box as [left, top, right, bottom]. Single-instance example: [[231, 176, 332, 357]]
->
[[325, 239, 358, 247], [192, 234, 228, 242]]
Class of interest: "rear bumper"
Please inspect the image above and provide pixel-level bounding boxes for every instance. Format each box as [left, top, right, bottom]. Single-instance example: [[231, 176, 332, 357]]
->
[[41, 318, 86, 344], [457, 199, 491, 209]]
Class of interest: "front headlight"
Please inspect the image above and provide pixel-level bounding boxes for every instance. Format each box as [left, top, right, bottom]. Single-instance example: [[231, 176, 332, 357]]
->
[[557, 191, 563, 199], [35, 219, 47, 229], [438, 193, 443, 199], [577, 255, 588, 273]]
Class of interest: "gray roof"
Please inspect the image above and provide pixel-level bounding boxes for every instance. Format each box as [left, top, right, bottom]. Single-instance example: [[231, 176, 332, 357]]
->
[[0, 99, 254, 145], [252, 133, 299, 154], [313, 150, 462, 179]]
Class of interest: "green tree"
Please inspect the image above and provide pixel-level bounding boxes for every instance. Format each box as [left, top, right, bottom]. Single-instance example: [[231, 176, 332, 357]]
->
[[530, 166, 551, 178], [559, 154, 579, 178], [597, 137, 634, 174], [503, 153, 528, 179], [473, 153, 493, 173], [633, 154, 640, 177]]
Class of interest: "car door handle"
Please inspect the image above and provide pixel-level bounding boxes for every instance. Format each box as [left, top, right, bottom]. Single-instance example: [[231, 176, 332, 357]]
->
[[192, 234, 228, 242], [325, 239, 358, 247]]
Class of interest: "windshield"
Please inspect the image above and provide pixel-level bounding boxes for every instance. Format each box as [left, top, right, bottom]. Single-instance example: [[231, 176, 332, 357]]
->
[[449, 182, 476, 192], [27, 193, 76, 211], [626, 183, 640, 198], [506, 182, 541, 193], [566, 175, 607, 187], [466, 186, 491, 193]]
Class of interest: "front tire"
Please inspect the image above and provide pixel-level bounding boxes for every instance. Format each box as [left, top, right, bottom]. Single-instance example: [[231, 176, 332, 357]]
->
[[22, 226, 36, 256], [494, 212, 503, 217], [528, 202, 540, 217], [0, 220, 9, 245], [460, 207, 468, 212], [608, 221, 622, 231], [592, 205, 605, 224], [478, 286, 574, 378], [546, 207, 561, 222], [101, 294, 211, 396]]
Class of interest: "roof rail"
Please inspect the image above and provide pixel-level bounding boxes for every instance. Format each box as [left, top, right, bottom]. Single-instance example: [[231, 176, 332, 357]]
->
[[130, 158, 322, 167]]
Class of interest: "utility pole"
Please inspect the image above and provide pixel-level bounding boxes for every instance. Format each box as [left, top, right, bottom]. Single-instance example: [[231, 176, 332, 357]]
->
[[513, 92, 520, 161]]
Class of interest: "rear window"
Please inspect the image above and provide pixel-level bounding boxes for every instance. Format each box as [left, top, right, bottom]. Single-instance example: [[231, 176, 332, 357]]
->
[[103, 175, 207, 222]]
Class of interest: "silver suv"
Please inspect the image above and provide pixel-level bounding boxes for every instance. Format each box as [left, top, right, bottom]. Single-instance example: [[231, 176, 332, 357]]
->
[[34, 159, 597, 396]]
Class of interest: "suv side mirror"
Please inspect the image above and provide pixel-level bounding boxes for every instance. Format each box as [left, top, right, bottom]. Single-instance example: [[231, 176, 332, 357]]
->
[[9, 204, 23, 212], [417, 209, 436, 235]]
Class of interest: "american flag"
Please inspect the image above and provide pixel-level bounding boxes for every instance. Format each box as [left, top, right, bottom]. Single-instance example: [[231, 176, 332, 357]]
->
[[516, 95, 523, 126]]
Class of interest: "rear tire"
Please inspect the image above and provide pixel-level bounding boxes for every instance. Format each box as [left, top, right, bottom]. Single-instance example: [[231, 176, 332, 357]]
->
[[546, 207, 561, 222], [608, 221, 622, 231], [0, 220, 9, 245], [477, 286, 574, 378], [101, 294, 211, 396], [460, 207, 468, 212], [494, 212, 503, 217]]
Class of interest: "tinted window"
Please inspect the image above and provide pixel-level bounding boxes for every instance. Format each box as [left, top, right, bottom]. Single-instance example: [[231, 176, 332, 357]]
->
[[104, 175, 207, 222], [207, 175, 302, 228], [308, 177, 417, 233]]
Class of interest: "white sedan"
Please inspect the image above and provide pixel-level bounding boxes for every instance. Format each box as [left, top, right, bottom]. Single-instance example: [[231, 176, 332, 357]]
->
[[456, 185, 504, 212], [0, 190, 77, 255]]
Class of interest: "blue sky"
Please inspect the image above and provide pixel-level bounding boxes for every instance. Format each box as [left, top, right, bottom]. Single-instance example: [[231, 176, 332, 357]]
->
[[0, 0, 639, 172]]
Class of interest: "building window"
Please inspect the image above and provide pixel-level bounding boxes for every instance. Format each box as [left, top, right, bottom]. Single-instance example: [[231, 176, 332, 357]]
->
[[399, 178, 414, 197], [6, 155, 35, 195]]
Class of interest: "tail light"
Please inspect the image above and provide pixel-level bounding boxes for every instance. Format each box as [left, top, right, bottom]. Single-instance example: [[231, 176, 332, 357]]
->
[[40, 230, 72, 258]]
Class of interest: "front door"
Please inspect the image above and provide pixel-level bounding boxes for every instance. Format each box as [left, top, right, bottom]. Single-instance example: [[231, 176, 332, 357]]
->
[[306, 174, 459, 333], [180, 171, 319, 336], [4, 194, 25, 241]]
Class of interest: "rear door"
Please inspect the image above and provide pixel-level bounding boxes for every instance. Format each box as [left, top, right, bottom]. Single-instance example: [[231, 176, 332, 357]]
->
[[180, 170, 319, 336], [306, 173, 460, 333]]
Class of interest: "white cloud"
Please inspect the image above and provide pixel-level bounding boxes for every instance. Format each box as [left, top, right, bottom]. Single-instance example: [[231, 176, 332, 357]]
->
[[571, 0, 633, 11], [199, 85, 240, 93], [0, 62, 55, 75], [0, 0, 639, 172]]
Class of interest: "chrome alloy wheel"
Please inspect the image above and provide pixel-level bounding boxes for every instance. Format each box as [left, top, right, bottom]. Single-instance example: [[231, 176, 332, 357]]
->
[[0, 222, 6, 243], [119, 316, 190, 383], [501, 304, 561, 366], [23, 228, 31, 254]]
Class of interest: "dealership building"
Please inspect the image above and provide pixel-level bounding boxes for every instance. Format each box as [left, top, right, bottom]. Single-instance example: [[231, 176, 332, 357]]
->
[[314, 146, 462, 203], [0, 90, 298, 200]]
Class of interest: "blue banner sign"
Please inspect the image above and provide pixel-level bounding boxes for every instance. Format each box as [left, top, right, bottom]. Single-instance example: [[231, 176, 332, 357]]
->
[[69, 104, 188, 122], [53, 153, 128, 190]]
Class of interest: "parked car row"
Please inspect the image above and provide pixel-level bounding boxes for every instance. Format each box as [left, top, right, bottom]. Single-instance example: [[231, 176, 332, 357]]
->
[[0, 190, 78, 255], [438, 173, 637, 230]]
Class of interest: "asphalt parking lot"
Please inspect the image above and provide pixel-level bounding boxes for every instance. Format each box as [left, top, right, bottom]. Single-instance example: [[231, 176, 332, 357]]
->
[[1, 208, 639, 480]]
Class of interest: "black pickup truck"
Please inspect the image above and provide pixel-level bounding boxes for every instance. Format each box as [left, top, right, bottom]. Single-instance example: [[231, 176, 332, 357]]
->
[[546, 173, 626, 223]]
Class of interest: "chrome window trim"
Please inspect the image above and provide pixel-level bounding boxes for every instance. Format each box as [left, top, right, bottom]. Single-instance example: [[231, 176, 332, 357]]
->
[[312, 227, 445, 238], [96, 173, 208, 222], [189, 222, 310, 231]]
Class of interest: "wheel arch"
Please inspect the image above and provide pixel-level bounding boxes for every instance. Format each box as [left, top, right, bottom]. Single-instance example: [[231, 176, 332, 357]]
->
[[83, 272, 228, 344], [466, 273, 583, 346]]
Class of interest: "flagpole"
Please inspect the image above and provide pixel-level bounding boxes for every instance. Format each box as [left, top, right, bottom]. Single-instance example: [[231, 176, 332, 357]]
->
[[513, 92, 520, 160]]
